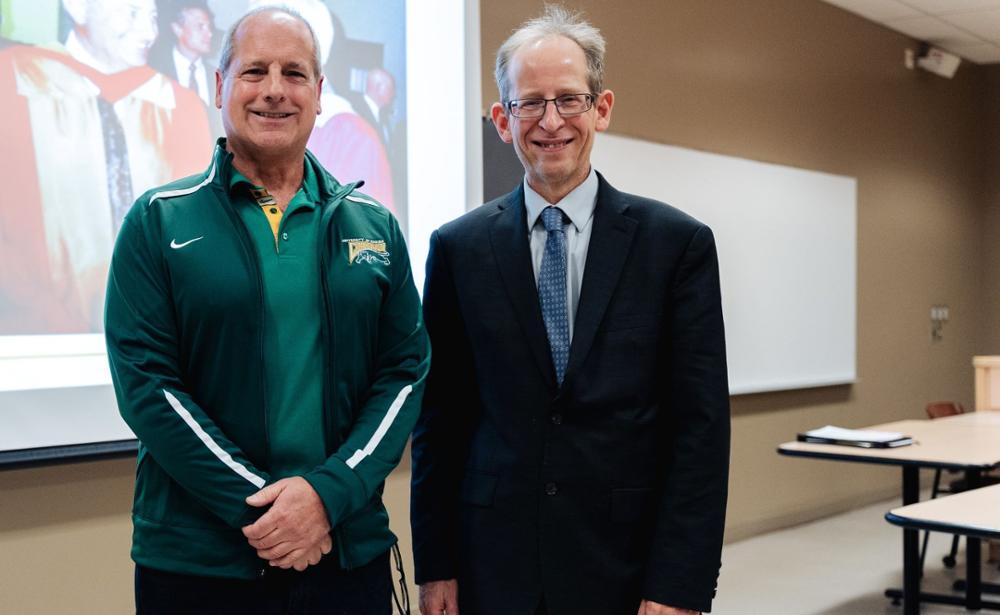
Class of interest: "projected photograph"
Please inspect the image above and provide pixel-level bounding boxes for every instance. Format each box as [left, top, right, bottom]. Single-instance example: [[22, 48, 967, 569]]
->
[[0, 0, 407, 336]]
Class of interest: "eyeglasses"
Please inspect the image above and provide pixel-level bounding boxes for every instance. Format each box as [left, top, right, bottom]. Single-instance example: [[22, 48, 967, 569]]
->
[[505, 93, 596, 118]]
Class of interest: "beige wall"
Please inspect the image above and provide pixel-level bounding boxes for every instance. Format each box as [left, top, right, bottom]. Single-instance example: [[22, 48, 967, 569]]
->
[[0, 458, 135, 614], [482, 0, 991, 539], [981, 66, 1000, 352], [2, 1, 995, 612], [0, 458, 416, 614]]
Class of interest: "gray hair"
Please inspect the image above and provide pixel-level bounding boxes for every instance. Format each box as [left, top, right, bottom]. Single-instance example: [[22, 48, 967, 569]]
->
[[218, 6, 322, 79], [494, 4, 606, 104]]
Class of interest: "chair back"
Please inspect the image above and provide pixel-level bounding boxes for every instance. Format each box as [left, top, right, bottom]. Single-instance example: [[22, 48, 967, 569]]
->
[[925, 401, 964, 420]]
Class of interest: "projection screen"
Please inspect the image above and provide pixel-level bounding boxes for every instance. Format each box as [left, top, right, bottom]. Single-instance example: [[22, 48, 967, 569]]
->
[[0, 0, 480, 464]]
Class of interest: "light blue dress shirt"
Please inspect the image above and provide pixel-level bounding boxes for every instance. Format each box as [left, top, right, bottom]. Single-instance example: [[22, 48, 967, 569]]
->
[[524, 167, 598, 342]]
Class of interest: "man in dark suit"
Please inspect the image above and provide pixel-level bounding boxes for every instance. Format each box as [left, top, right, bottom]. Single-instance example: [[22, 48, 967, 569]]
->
[[410, 6, 730, 615], [150, 0, 223, 138]]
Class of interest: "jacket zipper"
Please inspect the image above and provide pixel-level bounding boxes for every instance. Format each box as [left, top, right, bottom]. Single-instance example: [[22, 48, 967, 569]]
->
[[213, 171, 272, 462], [318, 180, 361, 568], [317, 180, 358, 450]]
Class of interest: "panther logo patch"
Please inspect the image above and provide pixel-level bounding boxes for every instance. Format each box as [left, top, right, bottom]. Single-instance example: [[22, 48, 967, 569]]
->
[[343, 238, 390, 266]]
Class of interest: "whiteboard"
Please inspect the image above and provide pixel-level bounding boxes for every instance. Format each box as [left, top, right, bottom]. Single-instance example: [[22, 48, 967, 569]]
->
[[591, 133, 856, 395]]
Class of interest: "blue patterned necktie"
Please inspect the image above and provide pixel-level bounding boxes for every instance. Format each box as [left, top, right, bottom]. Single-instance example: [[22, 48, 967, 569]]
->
[[539, 206, 570, 385]]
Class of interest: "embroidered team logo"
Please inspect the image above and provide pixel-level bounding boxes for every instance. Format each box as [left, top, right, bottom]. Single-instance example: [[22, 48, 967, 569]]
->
[[343, 238, 390, 266]]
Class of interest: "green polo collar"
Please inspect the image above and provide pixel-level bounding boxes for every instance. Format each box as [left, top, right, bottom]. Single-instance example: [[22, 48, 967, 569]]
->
[[227, 158, 320, 210]]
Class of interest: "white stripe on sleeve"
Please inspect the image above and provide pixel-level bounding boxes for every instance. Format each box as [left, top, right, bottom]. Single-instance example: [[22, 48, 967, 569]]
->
[[163, 390, 266, 489], [148, 161, 216, 206], [345, 385, 413, 469], [345, 194, 381, 208]]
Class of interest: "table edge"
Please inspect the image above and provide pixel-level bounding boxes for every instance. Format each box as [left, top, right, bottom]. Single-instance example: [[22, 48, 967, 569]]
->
[[776, 445, 998, 470], [884, 511, 1000, 541]]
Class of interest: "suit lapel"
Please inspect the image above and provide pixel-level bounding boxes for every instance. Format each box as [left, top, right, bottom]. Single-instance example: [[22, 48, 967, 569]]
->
[[565, 175, 638, 383], [489, 185, 557, 386]]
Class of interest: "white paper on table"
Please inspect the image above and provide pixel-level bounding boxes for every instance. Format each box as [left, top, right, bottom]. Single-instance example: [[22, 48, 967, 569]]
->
[[803, 425, 906, 443]]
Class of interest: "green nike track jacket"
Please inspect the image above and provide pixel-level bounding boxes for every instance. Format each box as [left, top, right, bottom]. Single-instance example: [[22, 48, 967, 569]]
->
[[105, 141, 430, 579]]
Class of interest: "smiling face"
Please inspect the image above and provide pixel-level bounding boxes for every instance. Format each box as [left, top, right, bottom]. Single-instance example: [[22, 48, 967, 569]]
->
[[216, 10, 322, 163], [490, 35, 613, 203]]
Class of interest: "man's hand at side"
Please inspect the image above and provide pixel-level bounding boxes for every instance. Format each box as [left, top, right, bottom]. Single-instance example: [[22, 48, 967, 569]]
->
[[419, 579, 460, 614], [243, 477, 332, 568], [637, 600, 699, 615]]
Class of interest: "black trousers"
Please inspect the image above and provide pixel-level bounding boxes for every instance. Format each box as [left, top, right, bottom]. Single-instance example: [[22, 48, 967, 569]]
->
[[135, 550, 391, 615]]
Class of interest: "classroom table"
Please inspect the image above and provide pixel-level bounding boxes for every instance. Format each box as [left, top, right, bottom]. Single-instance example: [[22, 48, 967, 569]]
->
[[778, 412, 1000, 615], [886, 481, 1000, 539], [886, 482, 1000, 606]]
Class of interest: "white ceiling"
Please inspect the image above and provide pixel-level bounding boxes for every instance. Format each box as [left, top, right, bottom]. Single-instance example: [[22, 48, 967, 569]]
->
[[820, 0, 1000, 63]]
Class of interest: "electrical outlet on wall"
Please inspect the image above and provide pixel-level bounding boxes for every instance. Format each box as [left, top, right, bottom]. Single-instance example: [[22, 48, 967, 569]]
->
[[930, 305, 949, 342]]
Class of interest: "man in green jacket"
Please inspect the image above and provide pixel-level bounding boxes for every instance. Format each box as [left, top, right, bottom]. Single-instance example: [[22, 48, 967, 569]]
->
[[104, 7, 428, 614]]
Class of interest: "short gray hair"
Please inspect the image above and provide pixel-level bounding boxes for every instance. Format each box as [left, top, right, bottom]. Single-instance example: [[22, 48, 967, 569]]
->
[[494, 4, 606, 104], [218, 6, 322, 79]]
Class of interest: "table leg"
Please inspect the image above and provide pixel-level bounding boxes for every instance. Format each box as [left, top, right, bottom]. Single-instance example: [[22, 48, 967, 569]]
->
[[902, 466, 920, 615], [967, 470, 984, 610], [970, 537, 983, 609]]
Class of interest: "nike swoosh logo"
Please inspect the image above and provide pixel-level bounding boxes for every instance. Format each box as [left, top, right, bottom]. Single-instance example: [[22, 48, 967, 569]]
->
[[170, 236, 204, 249]]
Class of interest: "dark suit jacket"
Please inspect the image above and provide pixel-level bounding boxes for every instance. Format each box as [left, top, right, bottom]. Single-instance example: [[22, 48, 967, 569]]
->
[[410, 174, 730, 615]]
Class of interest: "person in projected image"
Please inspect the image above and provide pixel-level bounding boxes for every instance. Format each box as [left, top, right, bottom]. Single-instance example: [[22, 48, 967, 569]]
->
[[361, 67, 395, 145], [0, 0, 210, 335], [411, 5, 730, 615], [149, 0, 225, 138], [151, 0, 215, 106], [361, 66, 407, 212], [248, 0, 396, 212], [105, 6, 427, 614]]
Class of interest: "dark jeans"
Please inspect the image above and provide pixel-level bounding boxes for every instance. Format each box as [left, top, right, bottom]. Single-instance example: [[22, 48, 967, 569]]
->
[[135, 550, 391, 615]]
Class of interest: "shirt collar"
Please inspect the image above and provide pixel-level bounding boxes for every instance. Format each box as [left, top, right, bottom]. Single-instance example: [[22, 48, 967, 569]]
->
[[172, 46, 204, 74], [227, 158, 319, 208], [62, 33, 172, 106], [524, 167, 598, 232]]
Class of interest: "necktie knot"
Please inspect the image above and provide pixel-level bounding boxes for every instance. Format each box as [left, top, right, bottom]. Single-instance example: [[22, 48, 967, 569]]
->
[[541, 206, 567, 233]]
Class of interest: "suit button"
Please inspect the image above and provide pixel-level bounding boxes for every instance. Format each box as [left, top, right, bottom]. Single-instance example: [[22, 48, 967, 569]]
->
[[545, 482, 558, 496], [550, 413, 562, 425]]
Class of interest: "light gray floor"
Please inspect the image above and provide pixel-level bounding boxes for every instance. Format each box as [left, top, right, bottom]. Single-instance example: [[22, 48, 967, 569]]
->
[[714, 496, 1000, 614]]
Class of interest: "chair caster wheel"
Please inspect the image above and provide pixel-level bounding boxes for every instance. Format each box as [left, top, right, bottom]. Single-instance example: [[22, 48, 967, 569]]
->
[[943, 555, 956, 568], [891, 598, 901, 606]]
